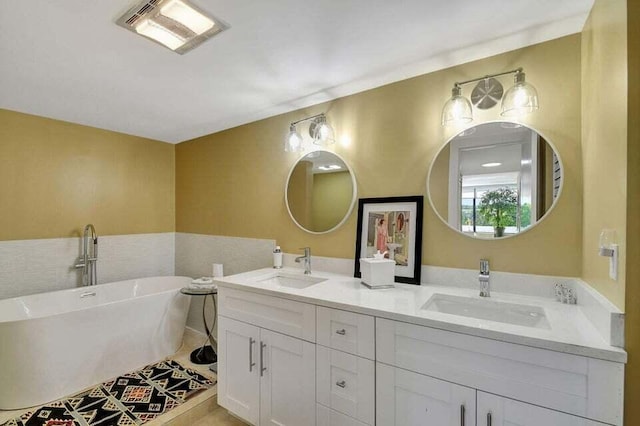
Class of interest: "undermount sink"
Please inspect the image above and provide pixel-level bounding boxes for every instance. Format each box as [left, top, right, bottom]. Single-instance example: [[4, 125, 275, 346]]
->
[[256, 272, 327, 289], [422, 293, 550, 329]]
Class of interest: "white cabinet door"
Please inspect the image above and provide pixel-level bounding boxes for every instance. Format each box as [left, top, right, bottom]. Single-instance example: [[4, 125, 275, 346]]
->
[[260, 328, 316, 426], [218, 316, 260, 425], [476, 392, 609, 426], [317, 346, 375, 425], [376, 317, 623, 425], [377, 363, 476, 426]]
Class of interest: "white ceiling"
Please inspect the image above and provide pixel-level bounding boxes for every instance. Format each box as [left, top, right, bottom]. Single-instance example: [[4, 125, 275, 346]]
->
[[0, 0, 593, 144]]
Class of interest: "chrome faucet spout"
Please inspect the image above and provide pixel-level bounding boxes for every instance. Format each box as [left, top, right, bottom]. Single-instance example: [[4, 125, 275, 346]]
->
[[295, 247, 312, 275], [75, 224, 98, 286], [479, 258, 490, 297]]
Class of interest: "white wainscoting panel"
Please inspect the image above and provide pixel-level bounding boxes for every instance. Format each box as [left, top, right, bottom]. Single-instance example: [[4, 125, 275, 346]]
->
[[0, 233, 175, 300], [175, 233, 274, 332]]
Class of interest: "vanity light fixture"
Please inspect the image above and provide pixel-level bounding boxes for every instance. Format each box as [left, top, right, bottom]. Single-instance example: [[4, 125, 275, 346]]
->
[[285, 124, 304, 152], [501, 70, 539, 117], [284, 113, 335, 152], [116, 0, 227, 54], [441, 68, 539, 126], [441, 84, 473, 126], [309, 115, 336, 146]]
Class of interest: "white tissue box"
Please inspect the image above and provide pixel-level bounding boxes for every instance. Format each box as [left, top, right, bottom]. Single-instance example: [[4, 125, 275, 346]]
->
[[360, 258, 395, 288]]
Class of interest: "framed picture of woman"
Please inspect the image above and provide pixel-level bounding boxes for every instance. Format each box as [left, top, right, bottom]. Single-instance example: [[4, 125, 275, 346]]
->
[[354, 196, 423, 285]]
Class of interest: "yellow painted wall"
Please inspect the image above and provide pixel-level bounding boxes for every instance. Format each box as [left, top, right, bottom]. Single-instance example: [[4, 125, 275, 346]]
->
[[0, 109, 175, 240], [625, 0, 639, 424], [311, 171, 352, 231], [581, 0, 627, 310], [176, 35, 583, 277]]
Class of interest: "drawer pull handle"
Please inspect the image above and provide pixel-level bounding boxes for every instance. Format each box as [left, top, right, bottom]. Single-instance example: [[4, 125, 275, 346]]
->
[[260, 342, 267, 376], [460, 404, 465, 426], [487, 412, 492, 426], [249, 338, 256, 372], [335, 329, 346, 335], [336, 380, 346, 388]]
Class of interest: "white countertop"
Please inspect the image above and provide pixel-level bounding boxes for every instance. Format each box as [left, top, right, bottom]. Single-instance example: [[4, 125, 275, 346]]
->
[[214, 267, 627, 363]]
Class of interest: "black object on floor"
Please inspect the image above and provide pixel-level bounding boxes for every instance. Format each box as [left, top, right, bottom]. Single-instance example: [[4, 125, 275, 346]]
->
[[190, 345, 217, 364], [0, 359, 215, 426]]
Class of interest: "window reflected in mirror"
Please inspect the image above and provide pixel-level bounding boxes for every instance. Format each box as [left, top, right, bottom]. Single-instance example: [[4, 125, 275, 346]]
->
[[428, 122, 562, 239]]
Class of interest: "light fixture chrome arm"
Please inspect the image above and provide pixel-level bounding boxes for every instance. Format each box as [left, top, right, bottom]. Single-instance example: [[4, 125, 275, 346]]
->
[[453, 68, 523, 88], [289, 113, 326, 127]]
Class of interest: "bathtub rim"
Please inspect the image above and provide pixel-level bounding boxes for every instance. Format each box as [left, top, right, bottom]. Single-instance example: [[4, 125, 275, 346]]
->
[[0, 275, 193, 324]]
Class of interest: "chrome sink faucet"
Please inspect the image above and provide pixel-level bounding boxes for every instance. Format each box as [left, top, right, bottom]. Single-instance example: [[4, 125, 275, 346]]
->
[[295, 247, 312, 275], [75, 224, 98, 286], [479, 259, 490, 297]]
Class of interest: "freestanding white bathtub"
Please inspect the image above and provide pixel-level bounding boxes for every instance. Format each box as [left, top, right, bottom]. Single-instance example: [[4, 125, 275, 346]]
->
[[0, 276, 192, 409]]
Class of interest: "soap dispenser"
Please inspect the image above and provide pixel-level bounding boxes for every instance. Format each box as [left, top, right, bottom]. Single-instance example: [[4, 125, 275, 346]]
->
[[273, 246, 283, 269]]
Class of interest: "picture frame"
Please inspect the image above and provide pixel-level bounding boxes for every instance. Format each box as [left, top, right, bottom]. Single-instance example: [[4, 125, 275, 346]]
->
[[354, 196, 423, 285]]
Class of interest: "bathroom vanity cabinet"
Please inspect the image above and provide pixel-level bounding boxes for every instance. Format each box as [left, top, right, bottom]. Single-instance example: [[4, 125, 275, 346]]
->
[[217, 288, 316, 426], [216, 281, 623, 426]]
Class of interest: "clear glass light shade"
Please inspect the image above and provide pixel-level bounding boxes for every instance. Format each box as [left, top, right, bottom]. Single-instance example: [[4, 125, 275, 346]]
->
[[284, 126, 304, 152], [501, 72, 539, 117], [312, 120, 335, 146], [441, 87, 473, 126]]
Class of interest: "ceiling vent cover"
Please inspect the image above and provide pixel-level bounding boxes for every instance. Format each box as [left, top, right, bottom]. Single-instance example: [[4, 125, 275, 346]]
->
[[116, 0, 227, 54]]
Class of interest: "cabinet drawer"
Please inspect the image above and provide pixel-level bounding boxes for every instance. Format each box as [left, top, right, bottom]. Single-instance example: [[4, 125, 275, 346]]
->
[[317, 306, 374, 359], [376, 318, 623, 425], [317, 404, 369, 426], [219, 287, 316, 342], [317, 346, 374, 425]]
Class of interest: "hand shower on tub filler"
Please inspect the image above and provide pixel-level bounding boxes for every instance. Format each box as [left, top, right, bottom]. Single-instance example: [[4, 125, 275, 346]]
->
[[74, 224, 98, 286]]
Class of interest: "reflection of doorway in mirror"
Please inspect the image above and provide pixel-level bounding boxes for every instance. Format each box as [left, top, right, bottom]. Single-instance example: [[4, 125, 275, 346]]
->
[[429, 122, 563, 239], [448, 123, 551, 238], [365, 211, 410, 265]]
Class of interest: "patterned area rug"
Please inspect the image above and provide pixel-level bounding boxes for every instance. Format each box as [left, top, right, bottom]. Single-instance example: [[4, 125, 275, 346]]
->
[[1, 359, 215, 426]]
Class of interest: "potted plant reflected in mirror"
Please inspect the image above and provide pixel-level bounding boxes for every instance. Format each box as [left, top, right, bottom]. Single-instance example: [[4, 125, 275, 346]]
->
[[478, 187, 518, 237]]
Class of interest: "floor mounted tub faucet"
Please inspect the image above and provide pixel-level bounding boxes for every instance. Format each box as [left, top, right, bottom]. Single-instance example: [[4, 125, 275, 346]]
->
[[75, 224, 98, 286]]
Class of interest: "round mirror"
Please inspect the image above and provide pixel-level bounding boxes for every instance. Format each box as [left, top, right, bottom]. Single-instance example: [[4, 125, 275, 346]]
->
[[427, 121, 563, 239], [286, 150, 357, 234]]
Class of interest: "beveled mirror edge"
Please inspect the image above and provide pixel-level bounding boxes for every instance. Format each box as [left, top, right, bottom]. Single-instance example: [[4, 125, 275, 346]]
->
[[285, 149, 358, 235], [426, 120, 565, 240]]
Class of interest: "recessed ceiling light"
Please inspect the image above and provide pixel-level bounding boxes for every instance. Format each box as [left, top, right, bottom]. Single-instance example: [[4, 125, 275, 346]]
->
[[318, 164, 342, 171], [116, 0, 228, 54], [481, 162, 502, 168]]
